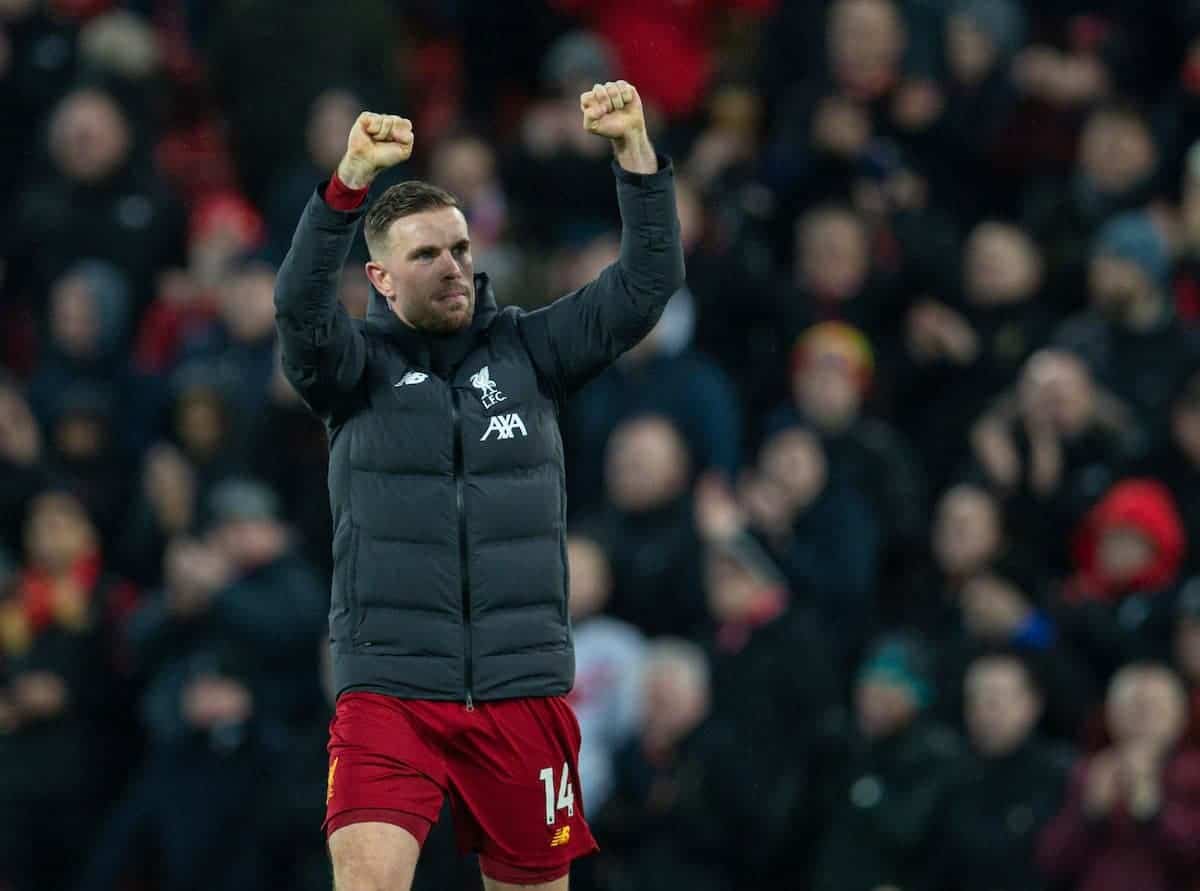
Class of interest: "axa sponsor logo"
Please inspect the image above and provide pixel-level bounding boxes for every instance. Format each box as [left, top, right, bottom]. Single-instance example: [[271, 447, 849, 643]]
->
[[481, 413, 527, 441]]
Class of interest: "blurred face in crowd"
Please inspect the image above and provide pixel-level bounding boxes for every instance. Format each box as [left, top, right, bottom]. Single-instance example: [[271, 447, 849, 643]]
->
[[828, 0, 906, 99], [856, 676, 917, 739], [367, 206, 476, 335], [24, 491, 96, 571], [1089, 254, 1155, 320], [220, 263, 277, 344], [175, 387, 228, 460], [1079, 110, 1156, 196], [793, 341, 865, 432], [307, 88, 361, 171], [759, 428, 827, 511], [0, 382, 40, 464], [605, 416, 690, 513], [49, 88, 131, 184], [933, 485, 1002, 579], [946, 12, 998, 86], [1097, 526, 1154, 585], [965, 656, 1041, 756], [1018, 350, 1095, 436], [50, 272, 102, 358], [797, 207, 869, 301], [55, 408, 108, 461], [432, 135, 497, 203], [1106, 664, 1187, 750], [964, 223, 1042, 305], [642, 644, 711, 748], [567, 535, 612, 621], [210, 517, 287, 570]]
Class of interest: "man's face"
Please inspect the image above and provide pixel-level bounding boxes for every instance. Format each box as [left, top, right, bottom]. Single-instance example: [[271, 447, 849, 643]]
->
[[965, 223, 1041, 304], [25, 492, 95, 571], [368, 207, 476, 334], [1089, 255, 1150, 318], [1079, 113, 1155, 196], [1107, 666, 1186, 749], [933, 486, 1001, 578], [856, 677, 917, 739], [965, 659, 1040, 756]]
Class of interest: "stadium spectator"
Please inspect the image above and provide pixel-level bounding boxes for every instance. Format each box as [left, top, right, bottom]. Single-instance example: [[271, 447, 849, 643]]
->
[[1038, 662, 1200, 891], [1025, 105, 1161, 316], [5, 84, 182, 312], [927, 651, 1071, 891], [593, 415, 705, 637], [971, 349, 1136, 573], [1059, 478, 1186, 674], [80, 478, 327, 891], [1055, 212, 1200, 447], [810, 633, 961, 891], [772, 322, 925, 567], [593, 637, 747, 891], [0, 490, 136, 891], [900, 221, 1053, 486], [738, 424, 880, 651]]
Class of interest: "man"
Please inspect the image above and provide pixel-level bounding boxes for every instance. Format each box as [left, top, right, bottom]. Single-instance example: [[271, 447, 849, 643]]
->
[[928, 652, 1069, 891], [274, 81, 682, 890]]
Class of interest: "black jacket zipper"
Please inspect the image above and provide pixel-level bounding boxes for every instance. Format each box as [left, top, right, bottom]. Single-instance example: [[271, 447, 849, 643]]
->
[[451, 387, 474, 710]]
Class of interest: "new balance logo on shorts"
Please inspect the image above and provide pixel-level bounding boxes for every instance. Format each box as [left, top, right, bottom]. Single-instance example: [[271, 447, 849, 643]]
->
[[550, 826, 571, 847], [481, 413, 527, 441]]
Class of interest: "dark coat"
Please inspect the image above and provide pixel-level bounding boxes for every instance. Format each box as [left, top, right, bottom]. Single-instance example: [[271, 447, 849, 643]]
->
[[274, 160, 684, 702]]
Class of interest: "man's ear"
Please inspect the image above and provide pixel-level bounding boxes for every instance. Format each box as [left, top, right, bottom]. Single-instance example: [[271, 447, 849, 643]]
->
[[364, 260, 392, 297]]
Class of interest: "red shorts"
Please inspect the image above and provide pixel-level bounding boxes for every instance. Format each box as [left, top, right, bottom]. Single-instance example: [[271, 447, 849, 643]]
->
[[324, 692, 598, 885]]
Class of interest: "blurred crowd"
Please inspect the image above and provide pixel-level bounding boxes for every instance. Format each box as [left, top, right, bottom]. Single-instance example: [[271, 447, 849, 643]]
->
[[7, 0, 1200, 889]]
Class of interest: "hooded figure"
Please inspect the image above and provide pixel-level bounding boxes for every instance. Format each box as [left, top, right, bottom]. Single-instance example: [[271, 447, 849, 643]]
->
[[1060, 479, 1188, 679], [1067, 479, 1185, 604]]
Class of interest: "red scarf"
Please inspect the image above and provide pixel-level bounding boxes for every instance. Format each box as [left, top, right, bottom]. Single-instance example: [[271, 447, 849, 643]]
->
[[17, 551, 103, 634]]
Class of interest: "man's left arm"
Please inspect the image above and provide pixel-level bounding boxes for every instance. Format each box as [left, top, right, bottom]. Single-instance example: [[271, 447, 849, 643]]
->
[[518, 81, 685, 397]]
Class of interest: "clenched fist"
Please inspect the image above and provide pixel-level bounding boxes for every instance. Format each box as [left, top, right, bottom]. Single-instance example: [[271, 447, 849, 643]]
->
[[581, 80, 644, 140], [337, 112, 414, 189], [581, 80, 657, 174]]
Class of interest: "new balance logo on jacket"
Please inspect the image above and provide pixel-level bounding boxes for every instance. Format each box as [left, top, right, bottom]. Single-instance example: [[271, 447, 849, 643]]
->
[[481, 413, 527, 441]]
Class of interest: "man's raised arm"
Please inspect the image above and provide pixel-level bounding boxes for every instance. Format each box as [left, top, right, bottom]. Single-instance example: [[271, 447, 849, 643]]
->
[[273, 112, 413, 416], [518, 81, 686, 397]]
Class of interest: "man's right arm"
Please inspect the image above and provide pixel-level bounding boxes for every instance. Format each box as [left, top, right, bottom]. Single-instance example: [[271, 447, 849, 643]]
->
[[273, 177, 369, 417], [274, 111, 414, 417]]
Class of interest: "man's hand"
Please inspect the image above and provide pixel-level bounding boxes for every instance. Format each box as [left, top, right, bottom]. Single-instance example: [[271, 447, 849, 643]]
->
[[337, 112, 414, 190], [581, 81, 657, 174]]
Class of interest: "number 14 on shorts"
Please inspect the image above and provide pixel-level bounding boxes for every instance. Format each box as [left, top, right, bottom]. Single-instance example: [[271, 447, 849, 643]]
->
[[539, 763, 576, 825]]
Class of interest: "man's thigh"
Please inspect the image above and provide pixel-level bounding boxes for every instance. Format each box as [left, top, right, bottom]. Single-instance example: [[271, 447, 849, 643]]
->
[[329, 821, 420, 891], [446, 696, 598, 885]]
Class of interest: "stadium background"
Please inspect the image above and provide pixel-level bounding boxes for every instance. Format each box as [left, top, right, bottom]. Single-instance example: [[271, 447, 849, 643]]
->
[[5, 0, 1200, 889]]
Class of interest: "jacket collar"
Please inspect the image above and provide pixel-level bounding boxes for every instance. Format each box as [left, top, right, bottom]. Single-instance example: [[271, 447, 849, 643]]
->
[[363, 273, 499, 378]]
